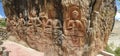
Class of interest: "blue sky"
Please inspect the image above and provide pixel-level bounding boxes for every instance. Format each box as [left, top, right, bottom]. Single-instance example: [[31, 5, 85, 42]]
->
[[116, 0, 120, 11], [0, 0, 120, 18], [0, 2, 6, 18], [115, 0, 120, 21]]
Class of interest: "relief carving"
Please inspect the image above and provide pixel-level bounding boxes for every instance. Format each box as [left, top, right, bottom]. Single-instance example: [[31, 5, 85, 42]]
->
[[3, 0, 115, 56], [63, 5, 86, 56]]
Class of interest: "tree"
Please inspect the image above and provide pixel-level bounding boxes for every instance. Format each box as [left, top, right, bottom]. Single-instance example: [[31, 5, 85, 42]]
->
[[2, 0, 116, 56]]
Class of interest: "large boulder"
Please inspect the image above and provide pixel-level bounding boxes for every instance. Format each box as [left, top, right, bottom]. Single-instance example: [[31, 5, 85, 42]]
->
[[2, 0, 116, 56]]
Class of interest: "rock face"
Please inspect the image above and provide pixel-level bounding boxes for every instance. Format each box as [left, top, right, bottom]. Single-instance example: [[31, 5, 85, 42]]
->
[[1, 40, 44, 56], [2, 0, 116, 56]]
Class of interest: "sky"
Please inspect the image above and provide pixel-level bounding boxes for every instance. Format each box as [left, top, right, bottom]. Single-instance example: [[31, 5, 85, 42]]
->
[[115, 0, 120, 21], [116, 0, 120, 10], [0, 0, 120, 19], [0, 2, 6, 18]]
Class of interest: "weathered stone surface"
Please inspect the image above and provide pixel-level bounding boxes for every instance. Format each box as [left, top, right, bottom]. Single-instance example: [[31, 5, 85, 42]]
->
[[2, 0, 116, 56], [1, 40, 44, 56]]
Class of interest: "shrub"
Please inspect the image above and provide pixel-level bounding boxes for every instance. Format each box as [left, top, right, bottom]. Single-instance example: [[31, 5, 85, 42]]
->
[[114, 47, 120, 56], [0, 20, 6, 27], [105, 44, 120, 56]]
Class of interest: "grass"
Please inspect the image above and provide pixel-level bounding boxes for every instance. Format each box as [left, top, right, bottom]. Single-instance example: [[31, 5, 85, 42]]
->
[[0, 18, 6, 27], [105, 44, 120, 56], [115, 47, 120, 56]]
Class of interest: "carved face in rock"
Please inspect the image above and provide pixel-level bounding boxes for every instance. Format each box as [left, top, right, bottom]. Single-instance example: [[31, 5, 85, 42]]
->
[[51, 11, 56, 19], [72, 10, 79, 20], [39, 12, 48, 22], [13, 15, 16, 20], [30, 8, 37, 17], [69, 5, 81, 20], [19, 13, 23, 18], [48, 10, 56, 19]]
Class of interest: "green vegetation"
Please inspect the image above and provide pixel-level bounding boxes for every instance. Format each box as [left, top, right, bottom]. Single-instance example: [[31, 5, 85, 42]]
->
[[105, 45, 116, 54], [115, 47, 120, 56], [105, 44, 120, 56], [0, 19, 6, 27]]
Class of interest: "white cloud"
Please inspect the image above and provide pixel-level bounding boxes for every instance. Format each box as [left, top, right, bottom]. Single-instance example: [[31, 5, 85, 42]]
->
[[0, 14, 3, 18], [115, 12, 120, 21]]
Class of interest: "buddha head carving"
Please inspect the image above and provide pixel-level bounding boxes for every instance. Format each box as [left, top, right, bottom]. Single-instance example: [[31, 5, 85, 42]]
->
[[68, 5, 81, 20], [48, 10, 56, 19], [72, 10, 79, 20], [19, 13, 23, 18], [13, 15, 16, 20], [39, 12, 48, 21], [30, 7, 37, 17]]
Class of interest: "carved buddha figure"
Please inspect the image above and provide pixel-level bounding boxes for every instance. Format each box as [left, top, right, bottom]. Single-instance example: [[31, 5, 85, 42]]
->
[[45, 10, 62, 39], [17, 13, 25, 31], [17, 13, 25, 40], [28, 7, 38, 26], [27, 7, 39, 34], [6, 16, 12, 32], [45, 10, 63, 56], [18, 13, 25, 27], [62, 5, 86, 56], [64, 5, 85, 47], [25, 8, 39, 47], [10, 15, 18, 35], [33, 12, 43, 37], [39, 12, 48, 32]]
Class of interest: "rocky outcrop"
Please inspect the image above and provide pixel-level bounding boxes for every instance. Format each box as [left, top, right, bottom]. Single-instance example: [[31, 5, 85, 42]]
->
[[2, 0, 116, 56]]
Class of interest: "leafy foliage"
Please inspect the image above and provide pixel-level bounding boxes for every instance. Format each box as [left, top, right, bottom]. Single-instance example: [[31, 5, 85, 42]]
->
[[105, 45, 116, 54], [115, 47, 120, 56], [105, 44, 120, 56], [0, 19, 6, 27]]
